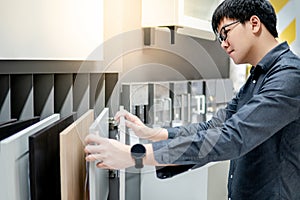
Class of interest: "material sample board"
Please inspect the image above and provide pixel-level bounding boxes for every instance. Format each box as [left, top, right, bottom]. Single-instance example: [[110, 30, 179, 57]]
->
[[60, 110, 94, 200], [0, 114, 60, 200], [88, 108, 109, 200], [29, 113, 76, 200], [0, 117, 40, 141]]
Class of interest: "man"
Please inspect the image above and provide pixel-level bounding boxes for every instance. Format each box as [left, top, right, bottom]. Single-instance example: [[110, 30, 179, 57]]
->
[[85, 0, 300, 199]]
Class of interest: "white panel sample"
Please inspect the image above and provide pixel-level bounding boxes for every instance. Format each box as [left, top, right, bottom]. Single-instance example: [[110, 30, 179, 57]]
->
[[119, 106, 126, 200], [89, 108, 109, 200]]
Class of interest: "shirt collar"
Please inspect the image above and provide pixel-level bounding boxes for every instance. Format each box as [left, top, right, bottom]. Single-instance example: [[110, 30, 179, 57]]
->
[[256, 42, 290, 72]]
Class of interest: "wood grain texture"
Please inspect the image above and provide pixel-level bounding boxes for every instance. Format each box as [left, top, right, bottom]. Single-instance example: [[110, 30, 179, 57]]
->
[[60, 110, 94, 200]]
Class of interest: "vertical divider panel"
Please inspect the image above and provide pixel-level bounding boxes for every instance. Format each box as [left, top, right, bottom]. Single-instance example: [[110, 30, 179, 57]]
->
[[33, 74, 55, 120], [54, 74, 73, 118], [73, 73, 90, 118], [90, 73, 105, 117], [0, 75, 11, 122], [105, 73, 119, 117], [11, 74, 34, 120], [105, 73, 118, 106]]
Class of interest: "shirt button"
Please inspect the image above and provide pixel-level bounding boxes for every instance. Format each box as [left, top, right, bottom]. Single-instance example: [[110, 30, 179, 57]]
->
[[230, 174, 233, 179], [228, 198, 231, 200], [252, 80, 256, 83]]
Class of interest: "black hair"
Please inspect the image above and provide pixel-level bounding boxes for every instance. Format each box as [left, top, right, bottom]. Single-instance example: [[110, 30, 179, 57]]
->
[[212, 0, 278, 38]]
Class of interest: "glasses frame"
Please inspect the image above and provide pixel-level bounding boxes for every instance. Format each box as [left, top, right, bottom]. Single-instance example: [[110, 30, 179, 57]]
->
[[217, 20, 240, 43]]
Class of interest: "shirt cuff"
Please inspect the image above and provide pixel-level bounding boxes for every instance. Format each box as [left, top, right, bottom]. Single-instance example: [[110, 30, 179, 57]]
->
[[152, 140, 171, 164], [167, 127, 180, 139]]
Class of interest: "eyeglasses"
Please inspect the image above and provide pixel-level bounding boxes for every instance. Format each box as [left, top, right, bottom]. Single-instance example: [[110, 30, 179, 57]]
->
[[217, 20, 240, 43]]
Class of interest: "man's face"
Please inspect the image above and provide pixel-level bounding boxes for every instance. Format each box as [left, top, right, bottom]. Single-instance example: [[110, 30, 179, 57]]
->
[[217, 18, 252, 65]]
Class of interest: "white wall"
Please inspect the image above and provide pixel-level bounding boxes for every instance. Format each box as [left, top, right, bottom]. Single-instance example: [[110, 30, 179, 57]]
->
[[0, 0, 103, 60]]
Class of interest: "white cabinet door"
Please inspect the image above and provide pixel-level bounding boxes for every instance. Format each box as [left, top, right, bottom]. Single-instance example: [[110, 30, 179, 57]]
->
[[142, 0, 223, 40]]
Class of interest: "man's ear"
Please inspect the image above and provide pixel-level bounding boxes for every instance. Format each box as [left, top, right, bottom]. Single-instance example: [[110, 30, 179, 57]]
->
[[249, 15, 261, 34]]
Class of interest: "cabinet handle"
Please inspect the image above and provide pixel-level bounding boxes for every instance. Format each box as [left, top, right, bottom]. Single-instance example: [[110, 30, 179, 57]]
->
[[193, 95, 205, 114]]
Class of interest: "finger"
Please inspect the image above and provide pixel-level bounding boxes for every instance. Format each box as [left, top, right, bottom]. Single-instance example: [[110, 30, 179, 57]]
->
[[85, 153, 103, 162], [96, 162, 113, 169], [114, 110, 129, 122], [84, 144, 104, 154], [84, 133, 106, 145], [114, 112, 121, 122], [115, 110, 139, 123], [124, 111, 140, 122]]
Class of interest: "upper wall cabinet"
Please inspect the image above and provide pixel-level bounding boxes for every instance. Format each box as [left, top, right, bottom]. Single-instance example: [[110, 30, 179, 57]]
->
[[0, 0, 103, 60], [142, 0, 222, 41]]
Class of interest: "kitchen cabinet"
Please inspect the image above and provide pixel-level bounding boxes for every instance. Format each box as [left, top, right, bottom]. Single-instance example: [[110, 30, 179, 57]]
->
[[142, 0, 223, 41]]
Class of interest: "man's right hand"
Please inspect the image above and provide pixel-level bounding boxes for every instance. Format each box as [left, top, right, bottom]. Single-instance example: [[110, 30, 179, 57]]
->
[[114, 109, 168, 141]]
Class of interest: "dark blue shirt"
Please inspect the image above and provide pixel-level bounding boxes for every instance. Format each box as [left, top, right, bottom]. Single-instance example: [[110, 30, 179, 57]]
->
[[152, 42, 300, 199]]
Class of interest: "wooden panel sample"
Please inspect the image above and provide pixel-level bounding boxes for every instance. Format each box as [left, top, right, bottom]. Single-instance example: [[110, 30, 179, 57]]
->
[[60, 109, 94, 200]]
